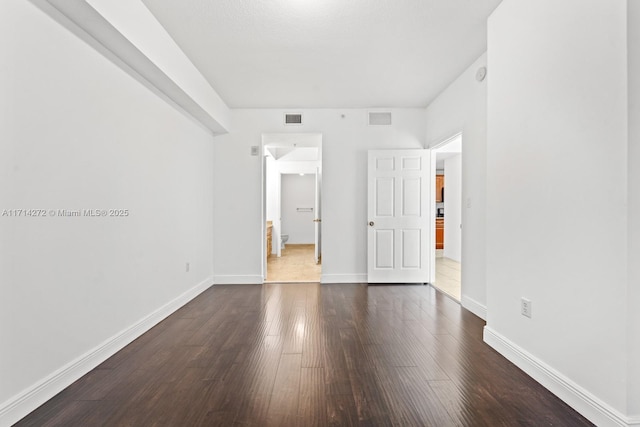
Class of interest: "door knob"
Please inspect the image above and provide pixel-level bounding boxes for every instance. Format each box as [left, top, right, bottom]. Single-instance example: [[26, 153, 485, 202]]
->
[[313, 219, 321, 223], [369, 221, 375, 227]]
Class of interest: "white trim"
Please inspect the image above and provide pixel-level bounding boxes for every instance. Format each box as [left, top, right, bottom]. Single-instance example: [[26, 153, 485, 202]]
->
[[0, 277, 213, 427], [483, 326, 634, 427], [461, 295, 486, 320], [429, 132, 463, 151], [213, 275, 263, 285], [321, 273, 367, 283], [264, 280, 320, 284]]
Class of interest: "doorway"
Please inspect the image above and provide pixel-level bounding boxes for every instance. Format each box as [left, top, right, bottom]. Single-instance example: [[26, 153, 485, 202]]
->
[[262, 133, 322, 283], [430, 134, 462, 300]]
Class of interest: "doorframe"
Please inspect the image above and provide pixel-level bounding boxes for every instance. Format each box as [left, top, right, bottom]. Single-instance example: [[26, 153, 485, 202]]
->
[[428, 132, 462, 291], [261, 149, 267, 280], [260, 133, 323, 283]]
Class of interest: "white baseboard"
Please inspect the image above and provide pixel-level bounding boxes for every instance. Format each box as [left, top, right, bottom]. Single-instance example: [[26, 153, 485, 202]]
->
[[0, 277, 213, 427], [483, 326, 634, 427], [213, 275, 263, 285], [461, 295, 486, 320], [320, 273, 367, 283]]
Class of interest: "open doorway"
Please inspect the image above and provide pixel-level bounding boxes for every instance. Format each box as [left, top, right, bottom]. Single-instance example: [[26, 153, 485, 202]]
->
[[431, 134, 462, 300], [262, 133, 322, 283]]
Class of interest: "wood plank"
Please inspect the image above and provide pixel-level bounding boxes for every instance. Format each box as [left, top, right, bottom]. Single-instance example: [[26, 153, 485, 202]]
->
[[339, 327, 393, 425], [297, 367, 327, 426], [265, 353, 302, 425], [15, 283, 594, 427]]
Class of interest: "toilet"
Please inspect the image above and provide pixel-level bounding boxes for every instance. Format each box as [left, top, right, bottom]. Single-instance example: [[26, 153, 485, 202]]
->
[[281, 234, 289, 249]]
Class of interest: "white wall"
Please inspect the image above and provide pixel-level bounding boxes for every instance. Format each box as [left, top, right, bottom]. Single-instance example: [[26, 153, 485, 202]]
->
[[281, 174, 315, 244], [443, 154, 462, 262], [0, 1, 214, 424], [213, 109, 426, 284], [265, 155, 281, 255], [485, 1, 629, 424], [276, 160, 319, 175], [425, 54, 487, 318], [628, 0, 640, 418]]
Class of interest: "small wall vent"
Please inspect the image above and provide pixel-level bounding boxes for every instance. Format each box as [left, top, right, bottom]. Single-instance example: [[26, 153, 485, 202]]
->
[[284, 113, 303, 125], [368, 112, 392, 126]]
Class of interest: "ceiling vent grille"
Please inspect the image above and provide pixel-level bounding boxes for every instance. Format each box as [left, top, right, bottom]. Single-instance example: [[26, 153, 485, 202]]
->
[[284, 113, 303, 125], [368, 112, 392, 126]]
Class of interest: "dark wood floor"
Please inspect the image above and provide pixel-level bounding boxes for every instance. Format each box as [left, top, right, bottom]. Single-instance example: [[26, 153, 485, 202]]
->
[[16, 283, 593, 426]]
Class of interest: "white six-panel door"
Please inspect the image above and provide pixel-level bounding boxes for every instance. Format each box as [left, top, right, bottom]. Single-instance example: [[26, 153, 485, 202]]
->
[[367, 150, 431, 283]]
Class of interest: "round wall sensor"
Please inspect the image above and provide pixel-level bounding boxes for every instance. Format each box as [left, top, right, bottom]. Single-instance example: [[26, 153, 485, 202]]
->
[[476, 66, 487, 82]]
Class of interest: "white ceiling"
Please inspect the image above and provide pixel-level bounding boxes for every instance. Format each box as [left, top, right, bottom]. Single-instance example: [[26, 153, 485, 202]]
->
[[435, 134, 462, 169], [435, 152, 460, 170], [264, 132, 322, 161], [141, 0, 502, 109], [265, 147, 319, 161]]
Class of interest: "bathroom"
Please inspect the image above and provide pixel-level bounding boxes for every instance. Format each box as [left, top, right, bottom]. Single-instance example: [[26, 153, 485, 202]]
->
[[263, 133, 322, 282]]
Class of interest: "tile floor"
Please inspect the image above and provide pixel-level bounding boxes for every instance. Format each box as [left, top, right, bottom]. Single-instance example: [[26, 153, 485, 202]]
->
[[433, 252, 461, 301], [266, 244, 321, 282], [267, 245, 460, 301]]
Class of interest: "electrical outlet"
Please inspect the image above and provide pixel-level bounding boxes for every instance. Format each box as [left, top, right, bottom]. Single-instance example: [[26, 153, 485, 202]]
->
[[186, 262, 190, 273], [521, 298, 532, 318]]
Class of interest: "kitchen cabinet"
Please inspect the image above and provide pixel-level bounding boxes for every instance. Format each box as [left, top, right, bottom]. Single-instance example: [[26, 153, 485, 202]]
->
[[436, 175, 445, 203], [436, 218, 444, 249]]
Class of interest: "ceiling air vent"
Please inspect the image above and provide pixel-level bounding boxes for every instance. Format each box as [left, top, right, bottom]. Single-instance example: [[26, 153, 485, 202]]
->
[[284, 113, 303, 125], [368, 112, 392, 126]]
